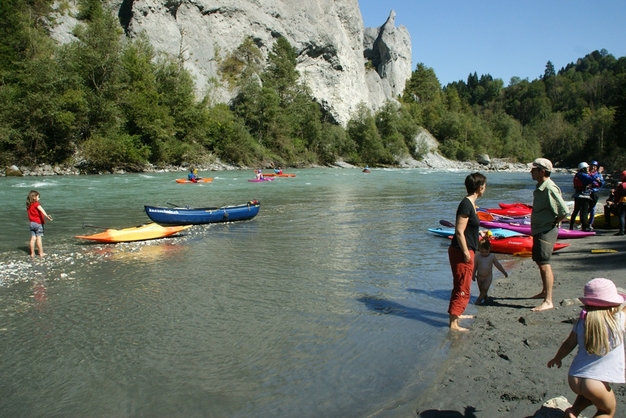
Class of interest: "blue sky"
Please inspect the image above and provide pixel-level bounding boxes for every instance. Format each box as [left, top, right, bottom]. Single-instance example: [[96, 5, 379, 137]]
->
[[358, 0, 626, 87]]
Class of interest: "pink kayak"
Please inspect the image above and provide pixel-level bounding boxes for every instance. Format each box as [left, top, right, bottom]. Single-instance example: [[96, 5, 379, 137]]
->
[[248, 178, 274, 183], [479, 220, 595, 239]]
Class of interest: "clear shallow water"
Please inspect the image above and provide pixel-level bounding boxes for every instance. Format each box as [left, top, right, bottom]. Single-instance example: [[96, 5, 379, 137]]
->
[[0, 168, 571, 417]]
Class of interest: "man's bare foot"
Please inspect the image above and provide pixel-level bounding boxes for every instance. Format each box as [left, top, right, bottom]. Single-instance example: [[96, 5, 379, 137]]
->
[[531, 301, 553, 312], [531, 292, 546, 299]]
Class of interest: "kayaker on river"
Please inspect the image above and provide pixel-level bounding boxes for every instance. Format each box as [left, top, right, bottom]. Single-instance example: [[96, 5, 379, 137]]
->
[[187, 168, 197, 183]]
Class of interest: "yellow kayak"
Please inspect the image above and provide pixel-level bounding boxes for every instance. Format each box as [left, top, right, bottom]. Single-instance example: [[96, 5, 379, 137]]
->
[[75, 223, 192, 243], [569, 213, 619, 229]]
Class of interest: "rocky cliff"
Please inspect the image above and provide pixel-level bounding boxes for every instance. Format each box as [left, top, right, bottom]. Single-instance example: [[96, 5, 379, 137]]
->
[[52, 0, 412, 125]]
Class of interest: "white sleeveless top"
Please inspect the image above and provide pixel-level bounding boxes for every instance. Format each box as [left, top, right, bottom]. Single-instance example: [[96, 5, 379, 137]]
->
[[569, 311, 626, 383]]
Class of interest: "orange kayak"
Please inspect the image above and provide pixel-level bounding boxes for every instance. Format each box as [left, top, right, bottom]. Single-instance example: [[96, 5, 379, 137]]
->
[[262, 173, 296, 177], [75, 223, 192, 243], [175, 178, 213, 183]]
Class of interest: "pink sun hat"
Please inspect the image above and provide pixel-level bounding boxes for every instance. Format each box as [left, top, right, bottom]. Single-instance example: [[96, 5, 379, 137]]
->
[[579, 278, 626, 307]]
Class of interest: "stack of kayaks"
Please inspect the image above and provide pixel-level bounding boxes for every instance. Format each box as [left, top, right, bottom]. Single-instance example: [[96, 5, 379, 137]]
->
[[479, 220, 595, 239], [482, 202, 532, 217], [428, 226, 570, 254]]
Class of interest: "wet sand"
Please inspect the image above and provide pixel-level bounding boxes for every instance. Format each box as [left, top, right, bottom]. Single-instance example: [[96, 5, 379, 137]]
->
[[412, 229, 626, 418]]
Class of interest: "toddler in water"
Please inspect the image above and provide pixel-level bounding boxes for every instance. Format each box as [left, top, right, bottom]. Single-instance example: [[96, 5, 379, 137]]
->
[[26, 190, 53, 258], [548, 278, 626, 418], [472, 239, 507, 305]]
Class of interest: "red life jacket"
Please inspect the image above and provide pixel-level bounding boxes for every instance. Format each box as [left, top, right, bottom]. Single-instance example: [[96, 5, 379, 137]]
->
[[573, 172, 590, 192]]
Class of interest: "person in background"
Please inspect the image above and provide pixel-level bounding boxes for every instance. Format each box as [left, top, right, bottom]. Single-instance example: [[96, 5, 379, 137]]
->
[[547, 278, 626, 418], [187, 168, 197, 183], [473, 239, 508, 305], [612, 170, 626, 236], [530, 158, 569, 312], [447, 172, 486, 331], [255, 169, 264, 180], [604, 186, 618, 228], [569, 162, 594, 232], [26, 190, 53, 258], [588, 160, 605, 230]]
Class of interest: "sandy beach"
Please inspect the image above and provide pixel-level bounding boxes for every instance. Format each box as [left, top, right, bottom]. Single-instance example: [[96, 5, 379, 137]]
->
[[411, 229, 626, 417]]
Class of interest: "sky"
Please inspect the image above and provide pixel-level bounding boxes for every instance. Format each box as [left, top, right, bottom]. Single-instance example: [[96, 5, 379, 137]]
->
[[358, 0, 626, 87]]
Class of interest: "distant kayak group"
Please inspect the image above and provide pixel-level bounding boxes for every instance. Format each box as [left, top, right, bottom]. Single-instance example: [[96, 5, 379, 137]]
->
[[175, 167, 297, 184]]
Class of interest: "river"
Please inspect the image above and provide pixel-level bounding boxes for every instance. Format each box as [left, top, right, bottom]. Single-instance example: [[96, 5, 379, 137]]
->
[[0, 168, 571, 417]]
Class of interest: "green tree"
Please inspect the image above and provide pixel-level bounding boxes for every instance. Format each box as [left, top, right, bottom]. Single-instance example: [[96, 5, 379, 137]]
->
[[347, 104, 393, 164], [543, 61, 556, 79]]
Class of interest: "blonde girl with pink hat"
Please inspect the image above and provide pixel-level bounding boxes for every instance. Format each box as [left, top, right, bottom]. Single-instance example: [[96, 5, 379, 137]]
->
[[548, 278, 626, 417]]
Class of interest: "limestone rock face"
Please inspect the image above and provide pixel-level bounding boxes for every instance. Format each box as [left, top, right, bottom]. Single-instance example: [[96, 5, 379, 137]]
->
[[54, 0, 412, 125]]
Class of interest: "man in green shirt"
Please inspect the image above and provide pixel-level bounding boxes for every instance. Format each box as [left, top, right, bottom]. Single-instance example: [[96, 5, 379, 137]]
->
[[530, 158, 569, 312]]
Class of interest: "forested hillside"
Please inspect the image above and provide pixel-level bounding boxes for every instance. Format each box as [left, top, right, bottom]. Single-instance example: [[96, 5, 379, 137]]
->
[[2, 0, 625, 172]]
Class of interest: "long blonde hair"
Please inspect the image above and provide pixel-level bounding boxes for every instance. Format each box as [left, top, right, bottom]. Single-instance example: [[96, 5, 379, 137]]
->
[[583, 306, 623, 355], [26, 190, 40, 209]]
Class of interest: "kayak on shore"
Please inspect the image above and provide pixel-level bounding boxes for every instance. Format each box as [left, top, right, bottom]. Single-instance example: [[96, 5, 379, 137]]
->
[[480, 220, 596, 239], [75, 223, 192, 243], [428, 227, 524, 239]]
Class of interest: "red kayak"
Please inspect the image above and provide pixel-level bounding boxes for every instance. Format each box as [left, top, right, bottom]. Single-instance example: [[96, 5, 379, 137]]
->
[[263, 173, 296, 177], [499, 202, 532, 210], [487, 236, 569, 255], [485, 206, 532, 216]]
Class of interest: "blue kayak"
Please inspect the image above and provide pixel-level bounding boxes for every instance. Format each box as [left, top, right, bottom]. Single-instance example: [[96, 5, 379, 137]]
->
[[428, 227, 524, 238], [144, 200, 260, 225]]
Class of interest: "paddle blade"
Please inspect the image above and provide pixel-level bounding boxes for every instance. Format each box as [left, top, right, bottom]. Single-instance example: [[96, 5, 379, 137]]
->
[[439, 220, 455, 228], [477, 211, 495, 221]]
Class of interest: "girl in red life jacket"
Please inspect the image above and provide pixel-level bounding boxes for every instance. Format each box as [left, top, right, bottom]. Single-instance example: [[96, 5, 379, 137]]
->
[[26, 190, 53, 258]]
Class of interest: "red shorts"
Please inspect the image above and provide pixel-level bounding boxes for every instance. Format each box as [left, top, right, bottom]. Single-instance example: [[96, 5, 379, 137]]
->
[[448, 246, 475, 317]]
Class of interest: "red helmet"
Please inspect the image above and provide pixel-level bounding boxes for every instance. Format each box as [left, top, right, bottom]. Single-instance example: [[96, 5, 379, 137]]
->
[[621, 170, 626, 182]]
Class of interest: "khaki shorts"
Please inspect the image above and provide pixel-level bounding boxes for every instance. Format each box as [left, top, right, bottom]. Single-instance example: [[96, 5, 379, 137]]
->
[[532, 227, 558, 265]]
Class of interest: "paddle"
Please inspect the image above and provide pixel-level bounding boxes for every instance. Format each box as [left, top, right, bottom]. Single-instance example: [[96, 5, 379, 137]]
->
[[439, 219, 455, 228]]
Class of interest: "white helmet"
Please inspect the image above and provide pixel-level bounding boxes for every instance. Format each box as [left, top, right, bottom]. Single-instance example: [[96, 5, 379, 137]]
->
[[578, 162, 589, 170]]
